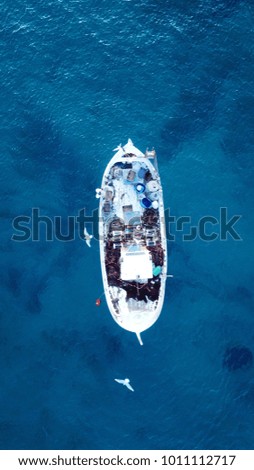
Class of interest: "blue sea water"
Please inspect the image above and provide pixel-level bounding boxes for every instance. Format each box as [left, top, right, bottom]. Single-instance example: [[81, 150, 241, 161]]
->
[[1, 0, 254, 450]]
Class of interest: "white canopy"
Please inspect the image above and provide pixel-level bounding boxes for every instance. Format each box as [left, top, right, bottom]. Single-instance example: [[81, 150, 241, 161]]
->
[[120, 246, 153, 281]]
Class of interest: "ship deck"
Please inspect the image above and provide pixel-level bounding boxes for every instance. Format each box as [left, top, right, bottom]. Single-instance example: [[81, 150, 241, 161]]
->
[[99, 143, 167, 335]]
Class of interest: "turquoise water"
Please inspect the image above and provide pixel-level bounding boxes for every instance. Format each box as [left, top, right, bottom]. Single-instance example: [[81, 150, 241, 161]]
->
[[1, 0, 254, 450]]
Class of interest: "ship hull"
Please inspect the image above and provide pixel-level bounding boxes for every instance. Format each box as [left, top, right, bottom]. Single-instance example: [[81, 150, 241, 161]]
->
[[98, 140, 167, 339]]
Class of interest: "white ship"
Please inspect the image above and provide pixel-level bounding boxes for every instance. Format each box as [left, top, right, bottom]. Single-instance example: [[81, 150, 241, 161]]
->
[[98, 139, 167, 345]]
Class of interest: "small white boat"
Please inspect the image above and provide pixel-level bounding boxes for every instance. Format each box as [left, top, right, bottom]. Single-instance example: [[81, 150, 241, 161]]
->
[[98, 139, 167, 345]]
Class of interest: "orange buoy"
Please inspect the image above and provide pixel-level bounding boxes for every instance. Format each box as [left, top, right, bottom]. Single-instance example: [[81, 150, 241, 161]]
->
[[95, 298, 101, 307]]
